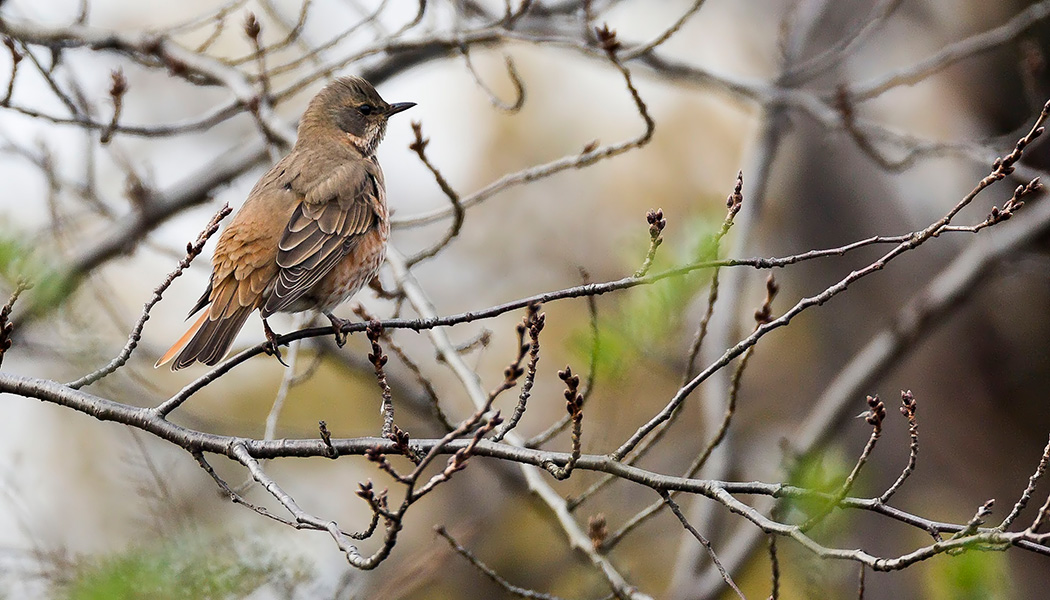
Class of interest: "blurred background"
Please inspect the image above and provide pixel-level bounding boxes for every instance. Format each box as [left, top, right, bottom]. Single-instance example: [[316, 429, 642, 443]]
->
[[1, 0, 1050, 598]]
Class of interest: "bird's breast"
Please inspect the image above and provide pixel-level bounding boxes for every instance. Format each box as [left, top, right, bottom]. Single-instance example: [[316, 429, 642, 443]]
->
[[281, 222, 388, 314]]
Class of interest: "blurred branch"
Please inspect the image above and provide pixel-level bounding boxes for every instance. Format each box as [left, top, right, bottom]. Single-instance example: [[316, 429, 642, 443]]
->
[[435, 525, 589, 600], [848, 0, 1050, 102], [386, 246, 653, 600], [65, 203, 231, 389], [660, 490, 745, 600], [695, 159, 1050, 600], [613, 103, 1049, 463], [392, 24, 656, 229], [405, 120, 465, 266], [0, 280, 29, 369]]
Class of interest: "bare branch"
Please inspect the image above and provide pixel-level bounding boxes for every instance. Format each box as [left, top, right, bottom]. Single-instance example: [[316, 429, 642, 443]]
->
[[406, 120, 466, 266], [436, 525, 584, 600], [98, 68, 127, 144], [848, 1, 1050, 102], [0, 280, 30, 369], [660, 490, 745, 600], [2, 37, 23, 107], [493, 304, 543, 441], [65, 203, 231, 389], [879, 390, 919, 503], [612, 105, 1050, 462], [634, 209, 666, 278], [366, 320, 397, 439], [1001, 434, 1050, 530]]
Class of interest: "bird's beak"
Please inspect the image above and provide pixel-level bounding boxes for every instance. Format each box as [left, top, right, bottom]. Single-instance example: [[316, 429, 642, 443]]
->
[[386, 102, 416, 116]]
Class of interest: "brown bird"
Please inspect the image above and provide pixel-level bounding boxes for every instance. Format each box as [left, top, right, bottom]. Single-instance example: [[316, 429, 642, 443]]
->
[[156, 76, 414, 370]]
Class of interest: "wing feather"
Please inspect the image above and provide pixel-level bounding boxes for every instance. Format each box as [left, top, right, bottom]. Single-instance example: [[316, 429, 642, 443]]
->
[[261, 160, 382, 316]]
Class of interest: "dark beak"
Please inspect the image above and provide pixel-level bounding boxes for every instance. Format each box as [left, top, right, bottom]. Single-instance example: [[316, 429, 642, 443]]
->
[[386, 102, 416, 116]]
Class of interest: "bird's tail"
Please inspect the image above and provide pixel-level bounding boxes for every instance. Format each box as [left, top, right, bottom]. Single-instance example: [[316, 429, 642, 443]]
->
[[155, 306, 253, 370]]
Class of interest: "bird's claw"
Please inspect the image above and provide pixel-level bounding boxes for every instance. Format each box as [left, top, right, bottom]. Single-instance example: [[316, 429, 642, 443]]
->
[[327, 313, 349, 347], [268, 344, 290, 367], [262, 319, 289, 367]]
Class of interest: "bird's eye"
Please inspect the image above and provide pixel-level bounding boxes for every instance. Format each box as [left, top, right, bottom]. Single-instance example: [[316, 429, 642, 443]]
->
[[358, 104, 374, 116]]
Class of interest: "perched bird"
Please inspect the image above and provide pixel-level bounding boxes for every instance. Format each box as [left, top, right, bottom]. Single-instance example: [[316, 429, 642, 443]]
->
[[156, 76, 414, 370]]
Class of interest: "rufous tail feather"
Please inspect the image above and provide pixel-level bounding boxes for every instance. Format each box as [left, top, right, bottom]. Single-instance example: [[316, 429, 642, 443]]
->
[[155, 311, 208, 368]]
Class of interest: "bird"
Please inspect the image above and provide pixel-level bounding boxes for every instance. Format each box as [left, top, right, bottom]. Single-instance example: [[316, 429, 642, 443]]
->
[[156, 76, 414, 370]]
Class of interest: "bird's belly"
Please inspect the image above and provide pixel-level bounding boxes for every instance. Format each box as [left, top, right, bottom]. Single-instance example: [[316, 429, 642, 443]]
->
[[283, 239, 387, 314]]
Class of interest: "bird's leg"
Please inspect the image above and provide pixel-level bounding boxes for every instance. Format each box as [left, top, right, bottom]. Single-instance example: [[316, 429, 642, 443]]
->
[[262, 318, 289, 367], [326, 312, 350, 347]]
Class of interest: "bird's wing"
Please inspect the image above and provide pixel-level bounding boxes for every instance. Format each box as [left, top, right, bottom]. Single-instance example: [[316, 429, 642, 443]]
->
[[159, 170, 297, 369], [261, 159, 382, 316]]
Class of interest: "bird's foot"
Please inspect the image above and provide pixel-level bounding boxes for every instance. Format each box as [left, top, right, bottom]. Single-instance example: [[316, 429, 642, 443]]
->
[[262, 318, 289, 367], [326, 312, 350, 347]]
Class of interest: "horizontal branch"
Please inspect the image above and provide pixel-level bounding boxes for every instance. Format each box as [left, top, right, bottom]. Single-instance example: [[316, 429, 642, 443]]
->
[[2, 370, 1048, 565]]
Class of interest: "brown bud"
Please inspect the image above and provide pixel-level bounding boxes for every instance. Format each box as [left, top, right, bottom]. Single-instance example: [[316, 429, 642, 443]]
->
[[588, 514, 608, 551], [109, 68, 127, 98], [244, 12, 261, 40], [594, 24, 621, 54]]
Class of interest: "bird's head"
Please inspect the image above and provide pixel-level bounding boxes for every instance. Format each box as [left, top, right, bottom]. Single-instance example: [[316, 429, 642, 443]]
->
[[301, 76, 415, 155]]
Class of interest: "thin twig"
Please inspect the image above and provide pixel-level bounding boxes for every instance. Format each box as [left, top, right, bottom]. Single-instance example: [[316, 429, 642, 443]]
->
[[387, 333, 456, 433], [683, 173, 744, 382], [366, 320, 396, 439], [358, 305, 455, 432], [406, 121, 466, 265], [2, 37, 23, 107], [543, 366, 583, 480], [194, 450, 380, 540], [461, 49, 526, 113], [634, 209, 666, 278], [1029, 492, 1050, 533], [621, 0, 708, 60], [801, 395, 886, 532], [65, 203, 230, 389], [99, 68, 126, 144], [230, 443, 398, 567], [526, 268, 598, 448], [0, 280, 30, 369], [435, 525, 576, 600], [879, 390, 919, 503], [493, 304, 543, 441], [660, 490, 746, 600], [1001, 434, 1050, 530], [243, 12, 271, 102]]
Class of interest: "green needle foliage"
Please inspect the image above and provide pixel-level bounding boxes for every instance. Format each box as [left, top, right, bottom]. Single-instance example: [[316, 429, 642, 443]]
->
[[925, 549, 1012, 600], [61, 533, 308, 600], [570, 214, 723, 380]]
